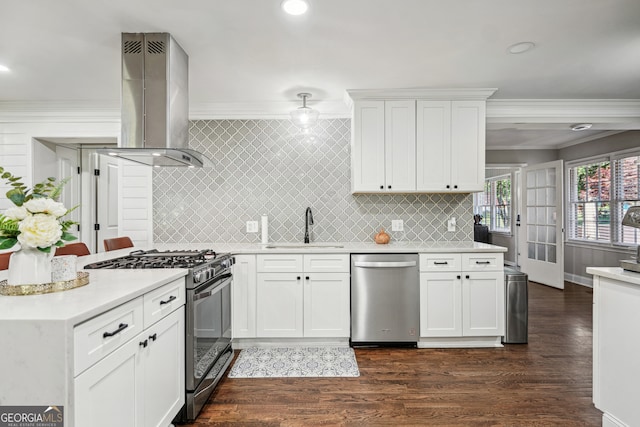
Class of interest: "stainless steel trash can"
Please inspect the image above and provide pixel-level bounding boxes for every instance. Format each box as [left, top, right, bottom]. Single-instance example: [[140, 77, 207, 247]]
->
[[503, 267, 528, 344]]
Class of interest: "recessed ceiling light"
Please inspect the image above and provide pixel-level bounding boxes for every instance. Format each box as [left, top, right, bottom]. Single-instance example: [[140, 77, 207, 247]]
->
[[281, 0, 309, 15], [507, 42, 536, 54], [0, 65, 10, 72], [570, 123, 593, 131]]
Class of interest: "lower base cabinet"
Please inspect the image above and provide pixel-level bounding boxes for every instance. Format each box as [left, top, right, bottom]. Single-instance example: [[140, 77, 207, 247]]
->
[[75, 307, 185, 427], [419, 253, 504, 340]]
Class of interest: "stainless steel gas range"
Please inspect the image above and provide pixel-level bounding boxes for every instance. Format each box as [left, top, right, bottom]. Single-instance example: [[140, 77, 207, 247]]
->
[[85, 249, 235, 422]]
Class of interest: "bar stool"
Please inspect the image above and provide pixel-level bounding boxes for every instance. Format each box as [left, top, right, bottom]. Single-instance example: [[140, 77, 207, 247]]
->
[[0, 252, 12, 270], [55, 242, 91, 257], [103, 236, 134, 252]]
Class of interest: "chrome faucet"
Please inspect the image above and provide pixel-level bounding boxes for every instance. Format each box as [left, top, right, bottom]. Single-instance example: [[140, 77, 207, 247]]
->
[[304, 207, 314, 243]]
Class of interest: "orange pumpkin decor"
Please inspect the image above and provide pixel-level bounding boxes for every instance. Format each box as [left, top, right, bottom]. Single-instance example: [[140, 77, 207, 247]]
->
[[374, 228, 391, 244]]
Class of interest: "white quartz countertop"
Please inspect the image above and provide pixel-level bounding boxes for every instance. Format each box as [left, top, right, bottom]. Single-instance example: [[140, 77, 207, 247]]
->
[[586, 266, 640, 286], [155, 241, 507, 254], [0, 249, 187, 324]]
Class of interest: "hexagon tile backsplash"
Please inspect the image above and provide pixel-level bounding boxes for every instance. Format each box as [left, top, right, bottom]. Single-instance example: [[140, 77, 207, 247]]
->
[[153, 119, 473, 244]]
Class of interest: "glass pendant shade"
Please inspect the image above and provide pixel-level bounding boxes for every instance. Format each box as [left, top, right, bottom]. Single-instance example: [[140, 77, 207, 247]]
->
[[290, 93, 319, 131]]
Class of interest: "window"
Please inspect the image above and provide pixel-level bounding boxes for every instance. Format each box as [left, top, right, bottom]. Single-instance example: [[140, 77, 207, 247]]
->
[[567, 150, 640, 245], [474, 174, 512, 233]]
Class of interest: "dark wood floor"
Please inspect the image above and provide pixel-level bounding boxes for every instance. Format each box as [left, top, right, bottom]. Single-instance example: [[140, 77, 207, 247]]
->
[[186, 282, 601, 426]]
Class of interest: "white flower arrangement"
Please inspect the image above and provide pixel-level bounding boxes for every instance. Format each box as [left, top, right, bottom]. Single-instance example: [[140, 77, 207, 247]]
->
[[0, 167, 77, 253]]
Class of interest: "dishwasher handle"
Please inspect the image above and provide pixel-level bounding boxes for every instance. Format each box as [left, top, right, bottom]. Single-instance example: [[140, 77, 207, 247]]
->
[[353, 261, 417, 268]]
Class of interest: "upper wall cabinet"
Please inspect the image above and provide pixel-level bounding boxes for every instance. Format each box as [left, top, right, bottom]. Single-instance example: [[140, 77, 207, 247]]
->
[[347, 88, 495, 194]]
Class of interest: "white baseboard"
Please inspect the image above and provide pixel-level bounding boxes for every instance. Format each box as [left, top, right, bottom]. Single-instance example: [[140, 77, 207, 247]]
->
[[564, 272, 593, 288], [603, 413, 629, 427], [232, 338, 350, 349], [418, 336, 503, 348]]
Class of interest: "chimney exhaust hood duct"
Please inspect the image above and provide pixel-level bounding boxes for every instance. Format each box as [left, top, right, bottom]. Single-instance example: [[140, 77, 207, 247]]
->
[[99, 33, 209, 168]]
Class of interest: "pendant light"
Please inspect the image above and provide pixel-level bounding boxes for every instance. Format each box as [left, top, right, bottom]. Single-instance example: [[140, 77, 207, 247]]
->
[[290, 93, 320, 132]]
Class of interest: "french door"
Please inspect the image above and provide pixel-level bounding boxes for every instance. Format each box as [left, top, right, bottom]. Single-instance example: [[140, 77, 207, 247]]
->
[[519, 160, 564, 289]]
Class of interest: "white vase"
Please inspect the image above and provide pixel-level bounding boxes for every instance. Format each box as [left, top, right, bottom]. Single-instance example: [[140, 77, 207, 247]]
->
[[7, 247, 54, 285]]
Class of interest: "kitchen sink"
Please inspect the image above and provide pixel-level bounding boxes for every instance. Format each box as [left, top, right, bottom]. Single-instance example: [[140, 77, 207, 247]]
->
[[265, 243, 344, 249]]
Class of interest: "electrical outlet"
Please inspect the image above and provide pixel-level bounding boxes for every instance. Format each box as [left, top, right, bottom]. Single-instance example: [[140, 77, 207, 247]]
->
[[447, 217, 456, 232], [246, 221, 259, 233], [391, 220, 404, 232]]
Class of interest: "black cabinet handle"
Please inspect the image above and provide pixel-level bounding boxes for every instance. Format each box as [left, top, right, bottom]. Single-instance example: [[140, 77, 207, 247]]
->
[[160, 295, 177, 305], [446, 185, 450, 189], [457, 275, 461, 279], [149, 333, 157, 342], [454, 185, 458, 189], [139, 339, 148, 348], [475, 261, 491, 265], [103, 323, 128, 338], [388, 185, 391, 189], [434, 261, 448, 265], [305, 276, 310, 280], [380, 185, 384, 189], [297, 276, 301, 280], [466, 275, 470, 279]]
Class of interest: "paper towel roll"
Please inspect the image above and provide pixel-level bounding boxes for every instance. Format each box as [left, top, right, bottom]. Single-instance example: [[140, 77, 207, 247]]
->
[[261, 215, 269, 244]]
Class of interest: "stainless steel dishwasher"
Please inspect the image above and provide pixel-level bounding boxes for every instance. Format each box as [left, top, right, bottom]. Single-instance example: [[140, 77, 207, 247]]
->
[[351, 253, 419, 346]]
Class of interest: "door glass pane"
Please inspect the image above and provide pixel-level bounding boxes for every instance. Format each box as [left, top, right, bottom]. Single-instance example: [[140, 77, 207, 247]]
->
[[537, 243, 546, 261], [537, 226, 547, 243], [548, 226, 556, 244], [546, 187, 556, 205], [547, 167, 556, 185], [527, 189, 536, 206], [527, 171, 536, 188], [537, 207, 546, 224], [548, 208, 556, 224], [537, 188, 546, 205], [528, 225, 536, 242], [548, 245, 557, 263], [527, 207, 536, 223], [537, 170, 546, 187], [528, 242, 535, 259]]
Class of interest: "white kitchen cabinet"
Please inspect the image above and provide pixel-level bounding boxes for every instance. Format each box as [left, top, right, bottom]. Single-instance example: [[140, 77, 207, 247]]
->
[[256, 254, 350, 338], [420, 272, 462, 337], [232, 255, 257, 338], [74, 280, 185, 427], [416, 100, 485, 192], [419, 252, 504, 345], [351, 100, 416, 193], [256, 273, 304, 337]]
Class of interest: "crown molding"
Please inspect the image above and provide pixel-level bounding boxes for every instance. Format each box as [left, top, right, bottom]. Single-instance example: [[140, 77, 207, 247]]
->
[[1, 98, 639, 124], [486, 99, 640, 123], [346, 88, 498, 101]]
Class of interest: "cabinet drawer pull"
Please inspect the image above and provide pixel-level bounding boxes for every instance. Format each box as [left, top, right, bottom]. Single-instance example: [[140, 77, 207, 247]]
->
[[160, 295, 177, 305], [454, 185, 458, 189], [457, 275, 461, 279], [139, 339, 148, 348], [297, 276, 301, 280], [149, 333, 157, 342], [102, 323, 129, 338], [466, 275, 470, 279], [446, 185, 450, 189], [475, 261, 491, 265], [305, 276, 310, 280], [380, 185, 384, 189], [434, 261, 449, 265]]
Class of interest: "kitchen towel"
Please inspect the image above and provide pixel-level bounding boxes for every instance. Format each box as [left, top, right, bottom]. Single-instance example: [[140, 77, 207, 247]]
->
[[228, 347, 360, 378]]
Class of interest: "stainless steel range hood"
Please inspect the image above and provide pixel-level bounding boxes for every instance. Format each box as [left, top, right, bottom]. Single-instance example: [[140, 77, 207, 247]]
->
[[99, 33, 209, 168]]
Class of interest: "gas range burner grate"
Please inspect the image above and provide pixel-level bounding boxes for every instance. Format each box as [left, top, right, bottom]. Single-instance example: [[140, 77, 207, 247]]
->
[[84, 249, 222, 270]]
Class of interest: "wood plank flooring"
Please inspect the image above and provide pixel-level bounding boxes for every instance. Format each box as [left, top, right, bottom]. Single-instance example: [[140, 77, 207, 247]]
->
[[185, 282, 601, 426]]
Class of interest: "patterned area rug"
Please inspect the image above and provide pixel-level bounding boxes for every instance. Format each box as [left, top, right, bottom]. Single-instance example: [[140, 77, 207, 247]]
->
[[228, 347, 360, 378]]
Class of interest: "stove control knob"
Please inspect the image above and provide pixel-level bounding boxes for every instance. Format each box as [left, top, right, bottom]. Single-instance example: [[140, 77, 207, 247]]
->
[[194, 272, 203, 284]]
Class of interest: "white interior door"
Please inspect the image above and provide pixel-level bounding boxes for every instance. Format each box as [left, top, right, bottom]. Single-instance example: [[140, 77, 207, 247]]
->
[[55, 146, 81, 240], [96, 154, 120, 252], [519, 160, 564, 289]]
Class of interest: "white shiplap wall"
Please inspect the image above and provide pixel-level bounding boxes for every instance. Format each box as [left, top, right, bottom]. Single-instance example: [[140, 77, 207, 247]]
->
[[0, 106, 154, 249]]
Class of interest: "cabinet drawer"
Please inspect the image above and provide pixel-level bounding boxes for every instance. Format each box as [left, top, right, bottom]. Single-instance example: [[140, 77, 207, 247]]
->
[[257, 255, 303, 272], [74, 297, 144, 376], [420, 253, 462, 272], [303, 254, 349, 273], [462, 253, 503, 272], [143, 278, 186, 329]]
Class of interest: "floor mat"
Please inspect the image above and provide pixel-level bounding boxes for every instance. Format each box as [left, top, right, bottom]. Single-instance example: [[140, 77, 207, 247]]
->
[[227, 347, 360, 378]]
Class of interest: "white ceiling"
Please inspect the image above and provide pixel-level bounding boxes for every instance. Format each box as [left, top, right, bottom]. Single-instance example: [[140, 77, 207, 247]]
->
[[1, 0, 640, 149]]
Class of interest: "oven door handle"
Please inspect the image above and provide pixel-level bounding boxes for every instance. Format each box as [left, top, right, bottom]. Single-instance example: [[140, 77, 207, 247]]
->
[[193, 276, 232, 302]]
